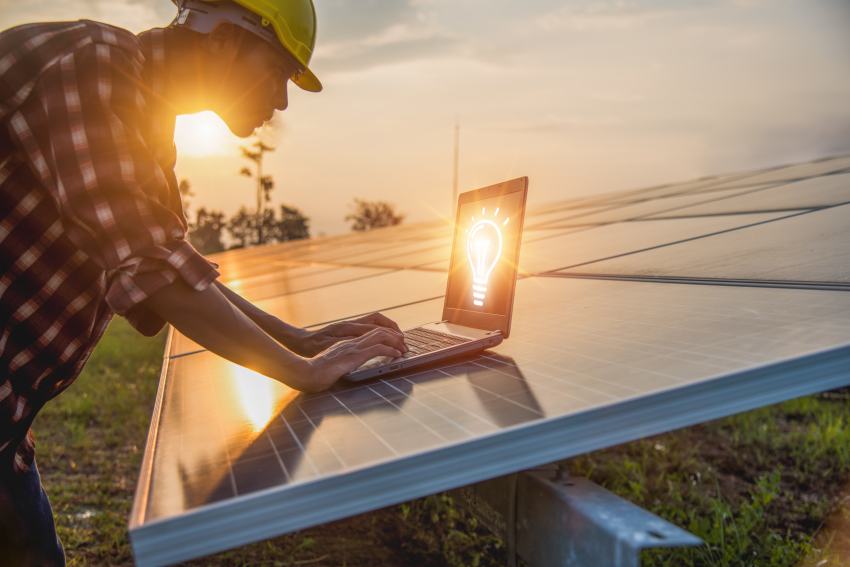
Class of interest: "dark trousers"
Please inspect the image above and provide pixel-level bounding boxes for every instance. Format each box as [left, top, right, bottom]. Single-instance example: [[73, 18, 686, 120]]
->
[[0, 458, 65, 566]]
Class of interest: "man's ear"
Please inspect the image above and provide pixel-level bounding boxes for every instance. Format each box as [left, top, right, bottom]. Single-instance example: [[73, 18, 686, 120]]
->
[[206, 23, 241, 57]]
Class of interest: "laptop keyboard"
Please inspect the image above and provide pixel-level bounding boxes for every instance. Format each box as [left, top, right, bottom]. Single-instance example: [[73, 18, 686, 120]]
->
[[355, 327, 473, 372], [399, 327, 471, 359]]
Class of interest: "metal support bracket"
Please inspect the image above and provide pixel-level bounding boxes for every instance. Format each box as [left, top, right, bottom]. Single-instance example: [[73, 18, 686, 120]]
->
[[453, 468, 702, 567]]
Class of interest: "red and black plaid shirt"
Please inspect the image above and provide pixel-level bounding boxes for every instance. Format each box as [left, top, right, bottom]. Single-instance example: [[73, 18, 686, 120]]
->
[[0, 21, 218, 472]]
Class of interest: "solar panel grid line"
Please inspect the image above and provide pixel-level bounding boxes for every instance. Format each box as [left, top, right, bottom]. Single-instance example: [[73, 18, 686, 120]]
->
[[540, 272, 850, 292], [228, 268, 400, 302], [434, 366, 544, 417], [695, 160, 850, 192], [526, 181, 804, 230], [562, 204, 850, 283], [295, 404, 349, 468], [525, 172, 748, 217], [395, 376, 501, 430], [506, 328, 706, 387], [219, 416, 241, 497], [130, 344, 850, 566], [368, 385, 458, 443], [629, 207, 824, 222], [379, 379, 482, 437], [331, 393, 402, 457], [479, 349, 666, 398], [469, 358, 617, 405], [522, 181, 782, 230], [476, 354, 640, 401], [642, 173, 850, 221], [526, 156, 849, 220], [523, 168, 773, 221], [277, 415, 321, 476], [538, 208, 818, 274]]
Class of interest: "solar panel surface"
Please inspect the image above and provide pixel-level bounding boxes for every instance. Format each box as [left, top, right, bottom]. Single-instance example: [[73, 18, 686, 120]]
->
[[131, 156, 850, 565]]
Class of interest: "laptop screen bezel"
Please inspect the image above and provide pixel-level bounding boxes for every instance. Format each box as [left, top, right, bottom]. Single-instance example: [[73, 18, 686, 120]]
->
[[442, 176, 528, 338]]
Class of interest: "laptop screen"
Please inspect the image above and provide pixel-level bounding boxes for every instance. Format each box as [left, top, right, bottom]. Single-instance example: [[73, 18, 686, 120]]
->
[[443, 177, 527, 338]]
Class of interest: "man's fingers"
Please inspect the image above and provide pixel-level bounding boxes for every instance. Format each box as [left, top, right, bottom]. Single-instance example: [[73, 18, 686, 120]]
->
[[355, 327, 407, 352], [357, 344, 402, 364], [329, 322, 378, 337], [358, 312, 402, 333]]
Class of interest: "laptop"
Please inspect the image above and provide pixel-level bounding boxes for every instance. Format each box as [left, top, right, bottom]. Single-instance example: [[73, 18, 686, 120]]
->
[[344, 176, 528, 382]]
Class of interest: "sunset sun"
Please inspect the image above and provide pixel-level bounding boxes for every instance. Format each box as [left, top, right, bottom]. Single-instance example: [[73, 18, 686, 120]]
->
[[174, 110, 237, 157]]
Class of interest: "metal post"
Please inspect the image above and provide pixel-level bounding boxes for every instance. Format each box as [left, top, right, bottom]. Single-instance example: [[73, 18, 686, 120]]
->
[[453, 467, 702, 566]]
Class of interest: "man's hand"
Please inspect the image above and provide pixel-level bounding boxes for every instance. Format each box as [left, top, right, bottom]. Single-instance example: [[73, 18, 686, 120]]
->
[[296, 312, 406, 357], [304, 327, 407, 392]]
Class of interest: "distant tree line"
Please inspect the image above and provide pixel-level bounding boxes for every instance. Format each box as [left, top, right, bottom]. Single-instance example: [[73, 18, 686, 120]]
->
[[178, 136, 405, 255]]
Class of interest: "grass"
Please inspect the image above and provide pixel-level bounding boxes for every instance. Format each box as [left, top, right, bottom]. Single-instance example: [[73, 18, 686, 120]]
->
[[36, 318, 165, 565], [33, 321, 850, 566]]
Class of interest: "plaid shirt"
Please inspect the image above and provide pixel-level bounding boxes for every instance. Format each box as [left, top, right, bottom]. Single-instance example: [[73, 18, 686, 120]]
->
[[0, 21, 219, 473]]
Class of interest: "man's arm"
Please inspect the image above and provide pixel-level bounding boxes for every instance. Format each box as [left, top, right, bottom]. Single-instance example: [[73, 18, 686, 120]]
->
[[214, 281, 307, 349], [214, 281, 406, 357], [144, 280, 405, 392]]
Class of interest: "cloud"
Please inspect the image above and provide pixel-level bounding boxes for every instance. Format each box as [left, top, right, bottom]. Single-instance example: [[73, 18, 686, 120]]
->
[[315, 0, 422, 42], [313, 0, 464, 73], [317, 25, 460, 72], [535, 0, 707, 31], [0, 0, 174, 32]]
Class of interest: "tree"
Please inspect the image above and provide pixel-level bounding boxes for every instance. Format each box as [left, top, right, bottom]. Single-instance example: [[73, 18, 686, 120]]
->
[[227, 204, 310, 248], [273, 205, 310, 242], [178, 178, 194, 218], [239, 138, 276, 245], [188, 207, 226, 254], [227, 207, 257, 249], [345, 199, 405, 232]]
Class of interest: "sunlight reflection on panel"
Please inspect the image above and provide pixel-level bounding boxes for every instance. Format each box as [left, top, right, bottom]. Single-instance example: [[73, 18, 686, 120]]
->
[[232, 366, 296, 433]]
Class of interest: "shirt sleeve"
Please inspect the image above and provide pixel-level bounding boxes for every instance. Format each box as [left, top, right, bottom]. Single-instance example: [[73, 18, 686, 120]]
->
[[11, 40, 218, 336]]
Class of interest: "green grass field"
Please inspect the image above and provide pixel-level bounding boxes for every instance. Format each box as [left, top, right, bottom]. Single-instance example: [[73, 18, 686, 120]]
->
[[34, 320, 850, 566]]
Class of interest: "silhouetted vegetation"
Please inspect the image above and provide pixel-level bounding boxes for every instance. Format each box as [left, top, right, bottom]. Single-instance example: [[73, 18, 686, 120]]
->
[[346, 198, 405, 231], [226, 204, 310, 249], [188, 207, 227, 254]]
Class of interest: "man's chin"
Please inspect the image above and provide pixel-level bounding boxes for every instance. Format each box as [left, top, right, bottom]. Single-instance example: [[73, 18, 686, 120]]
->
[[227, 121, 258, 138]]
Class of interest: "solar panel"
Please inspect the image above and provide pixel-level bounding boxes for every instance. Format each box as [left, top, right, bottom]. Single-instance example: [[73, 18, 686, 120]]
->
[[132, 277, 850, 565], [560, 205, 850, 284], [225, 266, 393, 302], [645, 173, 850, 219], [131, 156, 850, 565], [523, 184, 781, 229], [694, 156, 850, 191]]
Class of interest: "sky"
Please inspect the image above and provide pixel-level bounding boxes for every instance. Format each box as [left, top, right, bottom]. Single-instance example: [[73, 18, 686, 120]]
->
[[2, 0, 849, 236]]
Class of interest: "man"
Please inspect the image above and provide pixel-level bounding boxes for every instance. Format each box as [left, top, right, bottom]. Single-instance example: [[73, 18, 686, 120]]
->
[[0, 1, 407, 563]]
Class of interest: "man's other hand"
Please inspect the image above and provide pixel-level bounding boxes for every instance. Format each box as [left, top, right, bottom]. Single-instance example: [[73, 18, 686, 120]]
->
[[296, 312, 405, 357], [305, 327, 407, 391]]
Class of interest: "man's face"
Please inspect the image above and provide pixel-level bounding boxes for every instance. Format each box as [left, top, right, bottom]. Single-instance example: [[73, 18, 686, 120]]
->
[[211, 32, 298, 137]]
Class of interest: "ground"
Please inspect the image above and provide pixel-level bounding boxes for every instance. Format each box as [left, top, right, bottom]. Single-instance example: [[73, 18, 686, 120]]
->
[[34, 319, 850, 566]]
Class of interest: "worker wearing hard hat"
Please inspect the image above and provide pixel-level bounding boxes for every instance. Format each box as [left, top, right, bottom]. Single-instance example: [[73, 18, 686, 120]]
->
[[0, 1, 406, 563]]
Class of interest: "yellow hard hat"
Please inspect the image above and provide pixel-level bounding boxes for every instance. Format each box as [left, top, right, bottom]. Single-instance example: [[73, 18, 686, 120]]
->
[[172, 0, 322, 92]]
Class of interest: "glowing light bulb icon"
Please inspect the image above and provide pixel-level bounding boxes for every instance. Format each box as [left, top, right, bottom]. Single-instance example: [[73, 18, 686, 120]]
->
[[466, 207, 508, 307]]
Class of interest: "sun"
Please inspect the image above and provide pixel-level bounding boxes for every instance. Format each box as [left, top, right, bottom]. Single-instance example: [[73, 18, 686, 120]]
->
[[174, 110, 237, 157]]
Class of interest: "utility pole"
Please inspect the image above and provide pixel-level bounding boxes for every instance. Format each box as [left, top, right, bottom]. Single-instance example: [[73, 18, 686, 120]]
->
[[452, 120, 460, 216]]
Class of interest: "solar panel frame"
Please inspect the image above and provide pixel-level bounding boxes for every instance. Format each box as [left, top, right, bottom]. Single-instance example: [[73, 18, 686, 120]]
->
[[131, 341, 850, 565]]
